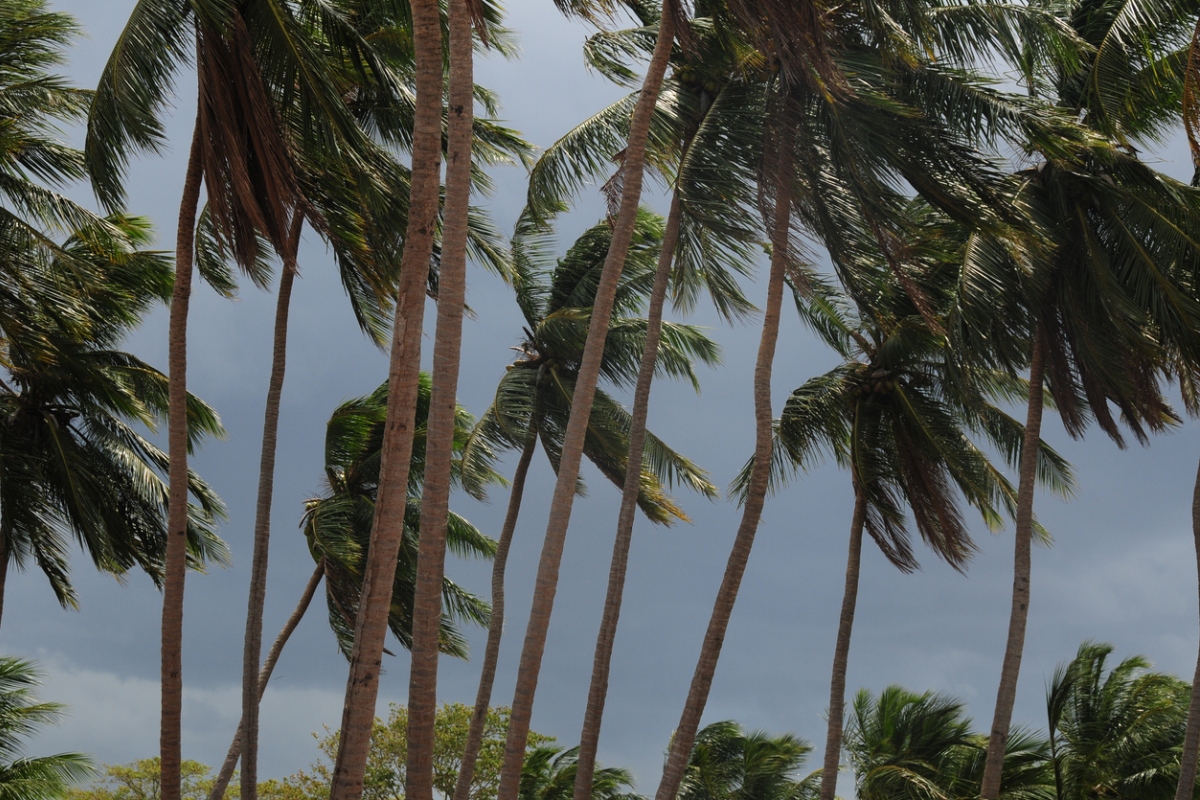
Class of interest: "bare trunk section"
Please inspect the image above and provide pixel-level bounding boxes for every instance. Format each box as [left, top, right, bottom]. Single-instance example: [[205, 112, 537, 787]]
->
[[328, 0, 442, 795], [161, 120, 204, 800], [0, 524, 9, 632], [493, 12, 677, 800], [980, 330, 1046, 800], [571, 194, 682, 800], [1174, 450, 1200, 800], [406, 1, 474, 798], [652, 118, 793, 800], [209, 561, 324, 800], [453, 429, 539, 800], [818, 487, 868, 800], [240, 213, 304, 800]]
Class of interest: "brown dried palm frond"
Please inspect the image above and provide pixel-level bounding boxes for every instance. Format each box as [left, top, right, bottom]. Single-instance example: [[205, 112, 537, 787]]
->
[[195, 9, 301, 269]]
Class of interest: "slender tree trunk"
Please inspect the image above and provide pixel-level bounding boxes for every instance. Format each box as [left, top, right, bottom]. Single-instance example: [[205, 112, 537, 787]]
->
[[453, 428, 539, 800], [162, 118, 204, 800], [652, 112, 793, 800], [406, 1, 473, 798], [571, 193, 682, 800], [210, 561, 324, 800], [818, 486, 868, 800], [493, 12, 677, 800], [1175, 450, 1200, 800], [0, 525, 9, 632], [980, 330, 1046, 800], [240, 212, 304, 800], [328, 0, 441, 795]]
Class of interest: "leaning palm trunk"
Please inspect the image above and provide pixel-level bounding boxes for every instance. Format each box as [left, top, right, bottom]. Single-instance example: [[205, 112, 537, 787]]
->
[[571, 194, 682, 800], [406, 1, 474, 798], [493, 12, 677, 800], [240, 213, 304, 800], [162, 119, 204, 800], [818, 486, 868, 800], [980, 331, 1046, 800], [210, 561, 325, 800], [1175, 451, 1200, 800], [652, 114, 793, 800], [453, 427, 539, 800], [0, 525, 8, 630], [328, 0, 442, 796]]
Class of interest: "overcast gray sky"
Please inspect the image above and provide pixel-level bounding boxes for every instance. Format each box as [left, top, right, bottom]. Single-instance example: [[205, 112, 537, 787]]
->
[[8, 2, 1200, 798]]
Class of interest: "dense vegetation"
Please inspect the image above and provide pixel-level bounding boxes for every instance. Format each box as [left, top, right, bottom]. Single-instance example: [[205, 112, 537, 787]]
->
[[6, 0, 1200, 797]]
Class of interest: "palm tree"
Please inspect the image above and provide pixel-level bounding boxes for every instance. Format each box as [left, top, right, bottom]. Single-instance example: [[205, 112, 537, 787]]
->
[[518, 746, 641, 800], [844, 685, 1053, 800], [1047, 642, 1190, 800], [454, 207, 719, 800], [962, 0, 1200, 787], [0, 216, 227, 628], [0, 657, 94, 800], [207, 373, 502, 800], [762, 263, 1071, 800], [0, 1, 114, 248], [517, 15, 768, 796], [676, 720, 819, 800], [492, 0, 683, 792], [86, 4, 388, 796]]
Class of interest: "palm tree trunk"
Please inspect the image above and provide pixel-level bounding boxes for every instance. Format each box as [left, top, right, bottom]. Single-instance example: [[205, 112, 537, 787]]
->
[[406, 0, 473, 797], [162, 117, 204, 800], [980, 329, 1046, 800], [240, 212, 304, 800], [453, 427, 539, 800], [328, 0, 441, 795], [1174, 450, 1200, 800], [571, 193, 682, 800], [652, 110, 793, 800], [0, 524, 9, 632], [818, 485, 868, 800], [209, 561, 324, 800], [493, 11, 677, 800]]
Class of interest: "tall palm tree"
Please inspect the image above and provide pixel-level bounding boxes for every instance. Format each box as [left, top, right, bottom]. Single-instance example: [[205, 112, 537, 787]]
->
[[492, 0, 683, 793], [1047, 642, 1190, 800], [845, 686, 1053, 800], [0, 216, 227, 628], [206, 373, 503, 800], [650, 0, 1069, 791], [515, 15, 769, 796], [764, 263, 1071, 800], [454, 207, 719, 800], [962, 0, 1200, 787], [86, 4, 390, 797]]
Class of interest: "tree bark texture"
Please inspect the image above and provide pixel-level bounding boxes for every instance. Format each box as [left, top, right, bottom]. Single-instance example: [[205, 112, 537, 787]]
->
[[1174, 449, 1200, 800], [651, 117, 793, 800], [327, 0, 442, 795], [980, 330, 1046, 800], [453, 430, 539, 800], [406, 1, 474, 797], [818, 487, 868, 800], [493, 11, 677, 800], [240, 213, 304, 800], [161, 119, 204, 800], [571, 193, 682, 800], [210, 561, 324, 800]]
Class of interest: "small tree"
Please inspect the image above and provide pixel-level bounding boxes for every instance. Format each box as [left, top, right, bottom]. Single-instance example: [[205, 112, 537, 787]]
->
[[275, 705, 552, 800]]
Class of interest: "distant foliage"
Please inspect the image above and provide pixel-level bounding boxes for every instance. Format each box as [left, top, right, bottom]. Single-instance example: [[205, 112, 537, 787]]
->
[[271, 704, 553, 800]]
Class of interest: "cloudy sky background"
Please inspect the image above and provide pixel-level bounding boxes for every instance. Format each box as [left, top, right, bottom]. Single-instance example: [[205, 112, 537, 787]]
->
[[8, 1, 1200, 797]]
